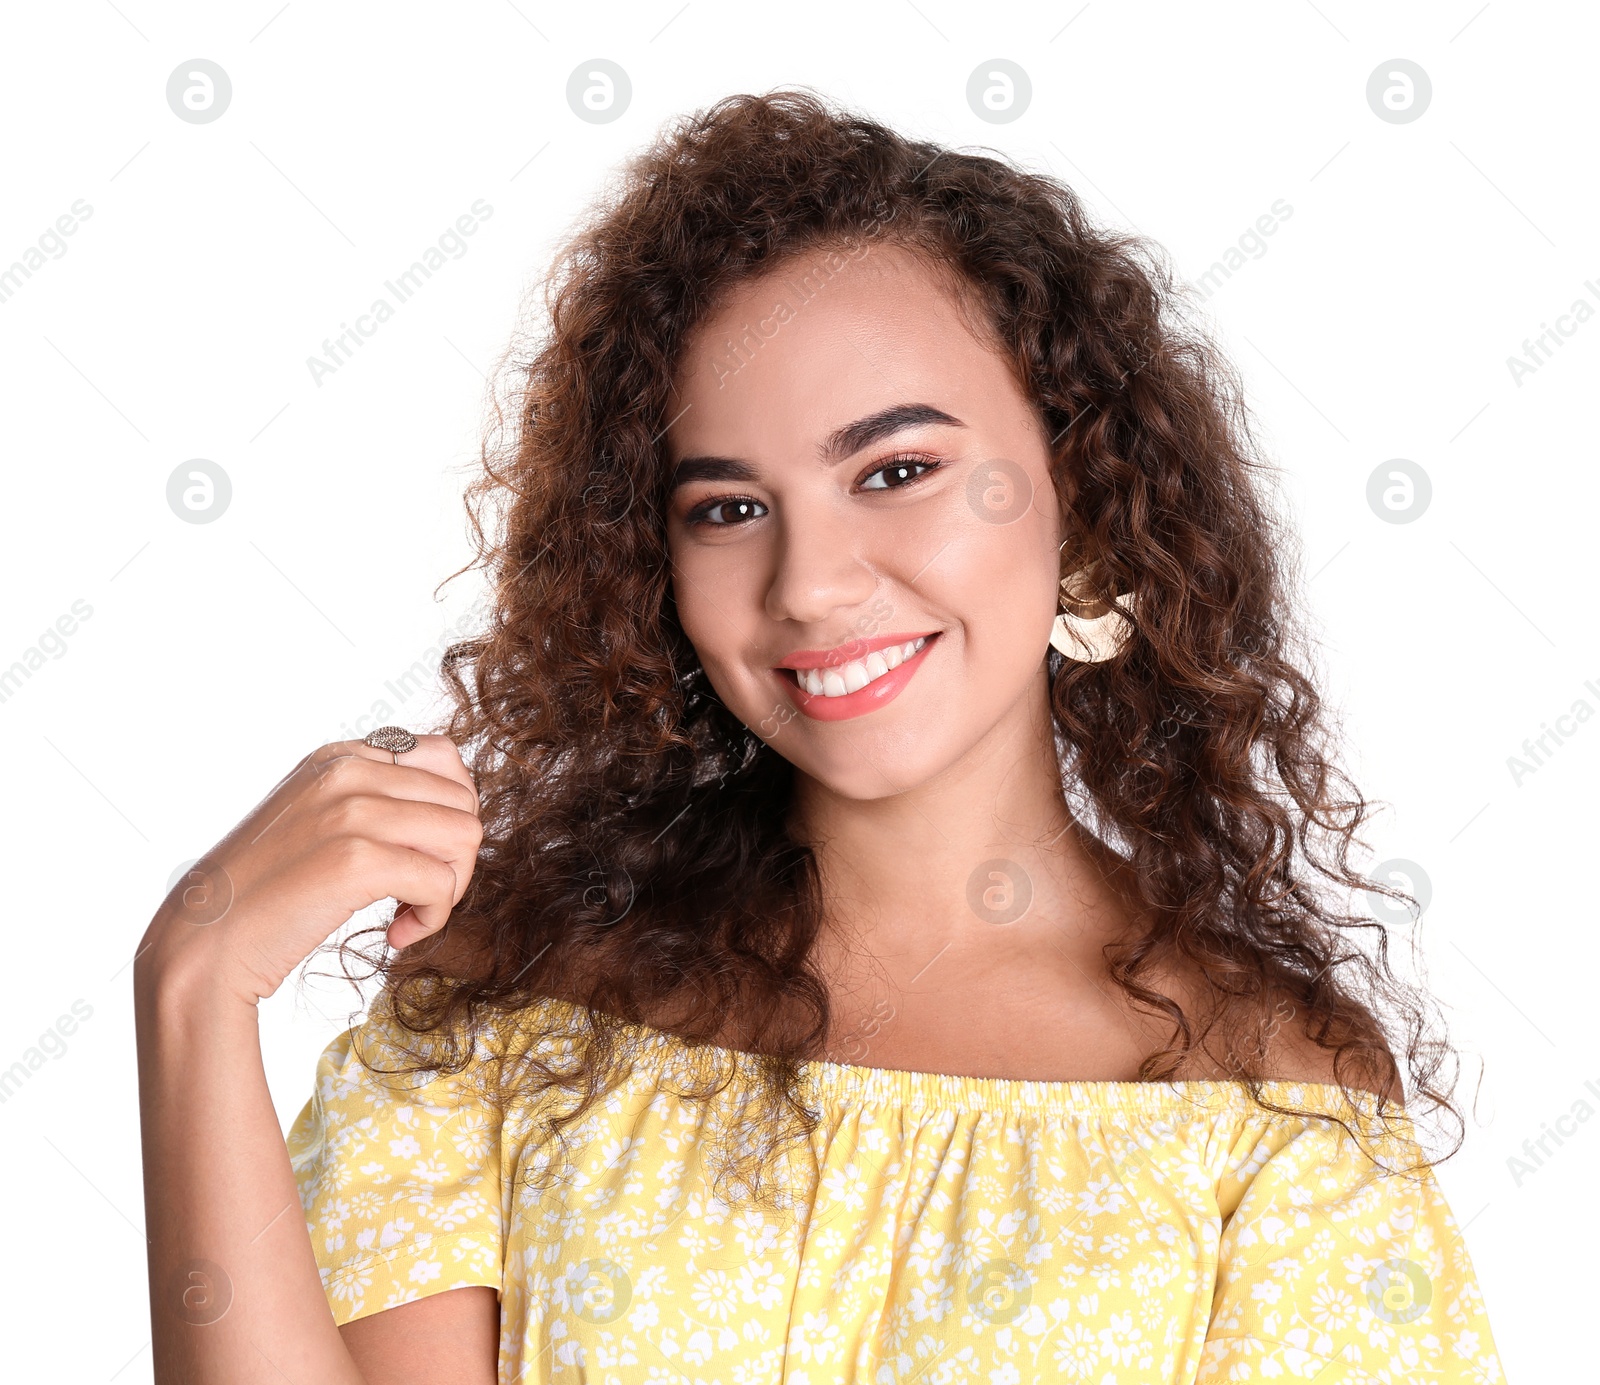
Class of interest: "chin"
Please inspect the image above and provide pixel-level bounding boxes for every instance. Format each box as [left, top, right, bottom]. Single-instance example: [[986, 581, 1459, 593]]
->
[[797, 766, 934, 802], [764, 713, 972, 799]]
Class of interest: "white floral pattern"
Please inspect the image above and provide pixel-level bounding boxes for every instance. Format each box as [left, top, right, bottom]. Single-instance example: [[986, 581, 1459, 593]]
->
[[286, 993, 1504, 1383]]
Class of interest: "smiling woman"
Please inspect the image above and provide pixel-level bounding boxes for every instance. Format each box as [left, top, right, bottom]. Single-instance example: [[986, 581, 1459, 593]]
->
[[665, 252, 1080, 768], [136, 87, 1503, 1385]]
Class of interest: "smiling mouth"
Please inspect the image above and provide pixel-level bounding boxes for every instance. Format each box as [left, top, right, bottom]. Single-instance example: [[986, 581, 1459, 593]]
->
[[780, 634, 935, 698]]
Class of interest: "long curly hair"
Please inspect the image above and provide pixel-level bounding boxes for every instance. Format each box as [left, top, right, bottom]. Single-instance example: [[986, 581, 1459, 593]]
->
[[327, 87, 1462, 1206]]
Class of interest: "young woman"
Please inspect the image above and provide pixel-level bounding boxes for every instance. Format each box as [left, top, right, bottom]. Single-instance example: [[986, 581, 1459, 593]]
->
[[135, 90, 1504, 1383]]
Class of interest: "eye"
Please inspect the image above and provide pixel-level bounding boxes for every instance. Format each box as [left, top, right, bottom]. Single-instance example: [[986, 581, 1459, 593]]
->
[[684, 495, 768, 528], [858, 452, 945, 491]]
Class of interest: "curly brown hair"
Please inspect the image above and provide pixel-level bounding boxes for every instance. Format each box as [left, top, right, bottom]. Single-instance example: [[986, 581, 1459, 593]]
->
[[324, 87, 1462, 1208]]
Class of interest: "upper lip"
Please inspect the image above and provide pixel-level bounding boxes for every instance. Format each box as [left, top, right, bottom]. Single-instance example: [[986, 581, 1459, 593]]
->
[[776, 630, 938, 671]]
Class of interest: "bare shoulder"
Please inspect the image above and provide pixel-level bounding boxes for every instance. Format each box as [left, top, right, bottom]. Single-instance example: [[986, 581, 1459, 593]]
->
[[1163, 970, 1403, 1104], [1254, 996, 1402, 1104]]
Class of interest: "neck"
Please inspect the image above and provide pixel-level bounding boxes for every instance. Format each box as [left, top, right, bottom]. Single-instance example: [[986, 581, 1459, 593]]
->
[[786, 669, 1146, 993]]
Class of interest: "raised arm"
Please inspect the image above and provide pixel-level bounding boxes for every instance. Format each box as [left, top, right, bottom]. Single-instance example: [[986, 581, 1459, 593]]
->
[[132, 734, 492, 1384]]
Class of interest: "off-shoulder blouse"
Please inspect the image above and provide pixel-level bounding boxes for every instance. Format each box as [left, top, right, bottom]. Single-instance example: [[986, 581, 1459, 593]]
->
[[286, 990, 1503, 1383]]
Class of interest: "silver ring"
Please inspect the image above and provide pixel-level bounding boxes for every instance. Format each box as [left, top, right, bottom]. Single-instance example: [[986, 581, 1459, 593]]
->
[[363, 725, 418, 765]]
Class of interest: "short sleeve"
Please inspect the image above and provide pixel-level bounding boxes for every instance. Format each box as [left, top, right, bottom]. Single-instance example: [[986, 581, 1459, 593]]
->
[[284, 992, 505, 1326], [1197, 1112, 1504, 1383]]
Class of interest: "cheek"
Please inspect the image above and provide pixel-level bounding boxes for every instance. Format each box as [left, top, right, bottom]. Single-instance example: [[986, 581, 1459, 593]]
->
[[940, 519, 1060, 661], [671, 575, 713, 658], [670, 559, 760, 680]]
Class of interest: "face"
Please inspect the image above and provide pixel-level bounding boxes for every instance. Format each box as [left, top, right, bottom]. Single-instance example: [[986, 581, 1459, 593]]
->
[[664, 242, 1067, 802]]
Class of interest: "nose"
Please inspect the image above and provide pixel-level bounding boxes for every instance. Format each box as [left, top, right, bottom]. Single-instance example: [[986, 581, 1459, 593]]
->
[[763, 502, 881, 633]]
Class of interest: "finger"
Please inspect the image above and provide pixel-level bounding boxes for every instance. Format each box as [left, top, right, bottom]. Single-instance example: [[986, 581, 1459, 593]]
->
[[337, 837, 460, 935], [300, 753, 480, 817], [345, 733, 477, 805], [387, 905, 437, 951], [304, 739, 479, 813], [406, 733, 478, 805], [330, 796, 482, 906]]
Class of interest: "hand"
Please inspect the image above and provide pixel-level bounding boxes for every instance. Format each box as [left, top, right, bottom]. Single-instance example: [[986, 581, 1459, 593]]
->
[[136, 734, 483, 1005]]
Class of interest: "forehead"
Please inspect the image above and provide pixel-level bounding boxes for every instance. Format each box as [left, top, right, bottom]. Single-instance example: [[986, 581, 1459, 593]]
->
[[666, 243, 1015, 462]]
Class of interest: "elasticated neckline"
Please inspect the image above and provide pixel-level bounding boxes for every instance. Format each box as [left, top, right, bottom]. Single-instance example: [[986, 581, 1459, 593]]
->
[[515, 992, 1394, 1121]]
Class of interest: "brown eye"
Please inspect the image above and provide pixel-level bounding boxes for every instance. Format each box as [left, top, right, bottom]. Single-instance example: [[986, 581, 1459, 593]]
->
[[859, 454, 944, 491], [687, 496, 766, 528]]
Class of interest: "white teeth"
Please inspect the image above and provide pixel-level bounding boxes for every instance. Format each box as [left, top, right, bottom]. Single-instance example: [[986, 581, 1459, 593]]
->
[[798, 637, 929, 698]]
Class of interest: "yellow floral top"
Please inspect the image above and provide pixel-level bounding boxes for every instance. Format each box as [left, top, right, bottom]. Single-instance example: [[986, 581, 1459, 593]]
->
[[286, 991, 1504, 1383]]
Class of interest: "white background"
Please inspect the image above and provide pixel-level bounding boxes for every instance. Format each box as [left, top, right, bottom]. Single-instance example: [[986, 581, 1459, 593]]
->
[[1, 1, 1591, 1379]]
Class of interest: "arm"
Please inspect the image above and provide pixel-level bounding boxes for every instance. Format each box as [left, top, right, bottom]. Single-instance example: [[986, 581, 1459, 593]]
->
[[136, 939, 501, 1385], [135, 951, 368, 1384], [340, 1287, 499, 1382], [133, 733, 496, 1383]]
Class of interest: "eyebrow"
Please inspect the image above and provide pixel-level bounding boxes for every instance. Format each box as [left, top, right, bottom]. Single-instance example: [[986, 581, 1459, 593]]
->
[[668, 402, 966, 492]]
